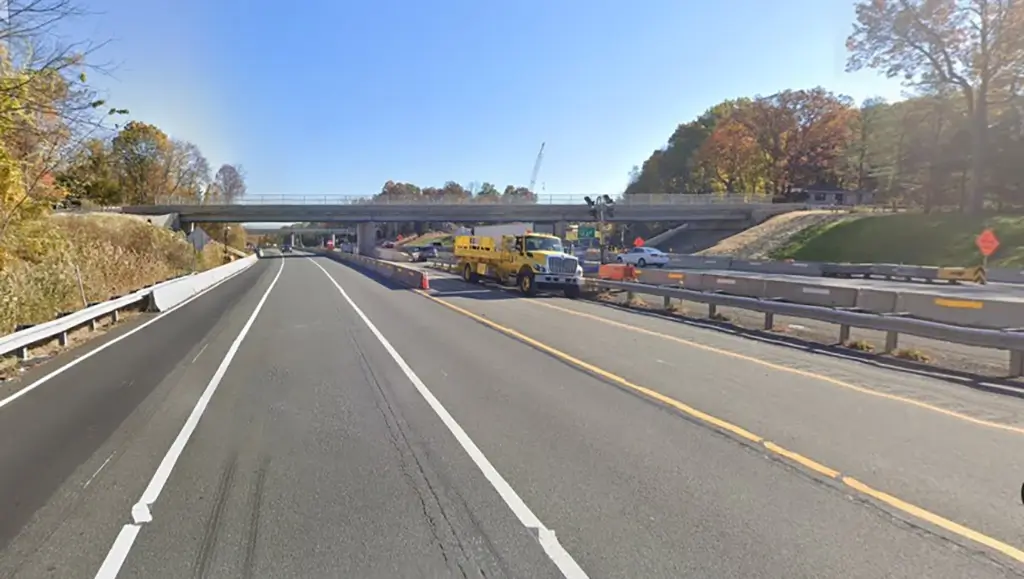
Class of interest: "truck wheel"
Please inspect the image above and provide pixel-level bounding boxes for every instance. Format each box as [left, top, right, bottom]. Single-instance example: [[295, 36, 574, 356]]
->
[[564, 285, 581, 299], [517, 270, 538, 296], [462, 263, 477, 283]]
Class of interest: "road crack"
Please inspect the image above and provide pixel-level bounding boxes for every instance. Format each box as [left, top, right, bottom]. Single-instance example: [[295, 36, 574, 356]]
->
[[350, 331, 482, 579]]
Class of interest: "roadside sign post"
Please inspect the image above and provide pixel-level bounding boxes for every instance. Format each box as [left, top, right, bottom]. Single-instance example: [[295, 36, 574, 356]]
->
[[976, 229, 1000, 269]]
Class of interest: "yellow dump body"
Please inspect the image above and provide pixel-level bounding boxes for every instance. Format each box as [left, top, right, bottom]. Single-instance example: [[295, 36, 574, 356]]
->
[[453, 234, 499, 260]]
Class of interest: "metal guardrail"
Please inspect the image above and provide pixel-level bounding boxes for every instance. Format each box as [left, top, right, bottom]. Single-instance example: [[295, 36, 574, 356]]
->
[[421, 255, 1023, 376], [664, 255, 1000, 285], [0, 285, 158, 360], [585, 279, 1024, 377], [150, 193, 779, 207], [1, 255, 259, 362]]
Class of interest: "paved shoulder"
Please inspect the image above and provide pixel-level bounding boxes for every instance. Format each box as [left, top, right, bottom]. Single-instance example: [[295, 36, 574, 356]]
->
[[0, 260, 280, 577]]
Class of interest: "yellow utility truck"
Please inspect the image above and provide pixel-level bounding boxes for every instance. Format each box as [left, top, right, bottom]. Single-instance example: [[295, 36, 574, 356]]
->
[[454, 223, 583, 298]]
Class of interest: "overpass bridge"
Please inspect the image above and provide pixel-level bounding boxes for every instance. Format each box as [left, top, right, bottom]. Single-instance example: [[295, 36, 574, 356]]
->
[[122, 194, 805, 254], [246, 227, 356, 235]]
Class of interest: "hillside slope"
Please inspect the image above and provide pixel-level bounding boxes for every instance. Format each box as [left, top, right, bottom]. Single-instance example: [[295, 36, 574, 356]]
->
[[771, 213, 1024, 266], [697, 210, 854, 259], [0, 213, 229, 334]]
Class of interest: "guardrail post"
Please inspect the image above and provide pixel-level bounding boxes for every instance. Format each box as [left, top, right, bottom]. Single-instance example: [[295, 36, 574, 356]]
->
[[58, 331, 68, 347], [763, 312, 774, 330], [884, 331, 898, 353], [111, 309, 120, 323], [839, 324, 851, 344], [663, 296, 671, 310], [627, 291, 635, 302], [708, 304, 718, 318], [89, 318, 98, 331], [17, 345, 28, 360], [1010, 350, 1024, 378]]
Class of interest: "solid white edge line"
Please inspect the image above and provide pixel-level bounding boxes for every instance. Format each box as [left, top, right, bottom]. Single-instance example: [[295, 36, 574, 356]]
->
[[0, 258, 264, 412], [308, 258, 589, 579], [93, 258, 285, 579]]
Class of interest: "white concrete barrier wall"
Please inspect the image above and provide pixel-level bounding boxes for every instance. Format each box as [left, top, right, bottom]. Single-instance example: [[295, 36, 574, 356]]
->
[[150, 256, 258, 312]]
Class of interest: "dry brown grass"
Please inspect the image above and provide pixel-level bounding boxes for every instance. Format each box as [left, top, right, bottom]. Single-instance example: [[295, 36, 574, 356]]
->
[[697, 210, 852, 259], [0, 213, 227, 334]]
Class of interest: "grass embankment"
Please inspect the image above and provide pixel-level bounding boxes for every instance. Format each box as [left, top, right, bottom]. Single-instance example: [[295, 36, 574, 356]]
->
[[769, 213, 1024, 266], [0, 213, 229, 334], [397, 232, 452, 247]]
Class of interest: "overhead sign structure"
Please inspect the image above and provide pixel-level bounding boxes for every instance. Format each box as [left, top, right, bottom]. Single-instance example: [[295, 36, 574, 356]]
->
[[976, 229, 999, 257]]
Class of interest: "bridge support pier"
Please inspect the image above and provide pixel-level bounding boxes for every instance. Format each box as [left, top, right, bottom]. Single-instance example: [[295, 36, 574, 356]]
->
[[357, 222, 377, 256], [554, 221, 568, 239]]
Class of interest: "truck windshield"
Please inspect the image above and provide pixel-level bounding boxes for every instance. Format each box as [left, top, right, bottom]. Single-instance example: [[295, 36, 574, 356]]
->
[[525, 236, 563, 252]]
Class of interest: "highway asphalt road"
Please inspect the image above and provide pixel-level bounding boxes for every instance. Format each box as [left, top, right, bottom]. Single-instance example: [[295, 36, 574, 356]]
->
[[1, 253, 1023, 578]]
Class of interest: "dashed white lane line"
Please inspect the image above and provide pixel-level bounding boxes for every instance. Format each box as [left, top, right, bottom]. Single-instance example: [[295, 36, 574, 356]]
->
[[190, 343, 208, 364], [309, 258, 589, 579], [94, 258, 285, 579]]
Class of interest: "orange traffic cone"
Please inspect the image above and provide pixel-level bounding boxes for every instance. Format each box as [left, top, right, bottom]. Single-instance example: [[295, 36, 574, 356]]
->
[[420, 275, 430, 290]]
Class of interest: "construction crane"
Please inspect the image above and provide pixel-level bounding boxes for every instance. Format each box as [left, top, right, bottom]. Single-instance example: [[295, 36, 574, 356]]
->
[[528, 142, 545, 192]]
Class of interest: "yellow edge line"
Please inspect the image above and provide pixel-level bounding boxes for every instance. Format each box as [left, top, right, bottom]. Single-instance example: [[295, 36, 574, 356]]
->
[[843, 477, 1024, 562], [524, 299, 1024, 436], [415, 289, 1024, 565]]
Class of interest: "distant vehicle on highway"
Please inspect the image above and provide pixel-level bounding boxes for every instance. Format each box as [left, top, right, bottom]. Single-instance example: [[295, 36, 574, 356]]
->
[[412, 246, 438, 262], [282, 244, 293, 253], [615, 246, 668, 268]]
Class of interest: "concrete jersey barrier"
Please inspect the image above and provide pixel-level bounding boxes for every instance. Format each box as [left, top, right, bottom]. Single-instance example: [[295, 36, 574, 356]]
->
[[149, 256, 258, 312], [634, 267, 1023, 330], [668, 254, 1022, 284], [310, 249, 428, 289]]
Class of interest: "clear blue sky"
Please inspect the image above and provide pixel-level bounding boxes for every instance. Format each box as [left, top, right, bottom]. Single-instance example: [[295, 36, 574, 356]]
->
[[66, 0, 905, 199]]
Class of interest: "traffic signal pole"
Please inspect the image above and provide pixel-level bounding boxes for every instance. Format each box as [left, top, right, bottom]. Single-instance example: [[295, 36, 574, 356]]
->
[[584, 195, 615, 264]]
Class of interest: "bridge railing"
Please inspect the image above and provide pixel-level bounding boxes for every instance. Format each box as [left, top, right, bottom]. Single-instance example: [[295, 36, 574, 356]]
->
[[152, 193, 777, 206]]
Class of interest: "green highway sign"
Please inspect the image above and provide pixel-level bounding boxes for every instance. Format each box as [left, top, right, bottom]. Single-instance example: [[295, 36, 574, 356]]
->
[[578, 226, 596, 238]]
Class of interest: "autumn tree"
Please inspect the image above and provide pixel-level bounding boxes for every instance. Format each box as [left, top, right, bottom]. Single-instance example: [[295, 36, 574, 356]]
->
[[439, 181, 469, 201], [0, 0, 130, 236], [847, 0, 1024, 213], [212, 163, 246, 203], [502, 185, 536, 202], [476, 182, 500, 201], [110, 121, 172, 204], [166, 140, 211, 201], [736, 88, 856, 195], [55, 138, 121, 205], [697, 116, 762, 192]]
